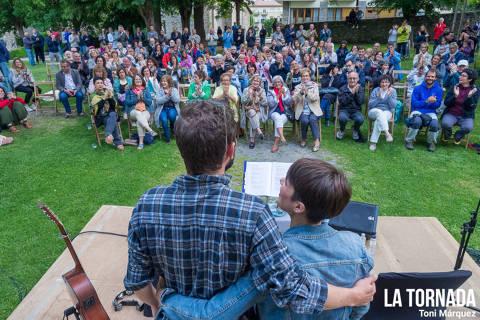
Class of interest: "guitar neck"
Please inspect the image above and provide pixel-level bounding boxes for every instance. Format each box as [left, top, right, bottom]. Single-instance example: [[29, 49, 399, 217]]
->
[[62, 233, 83, 271]]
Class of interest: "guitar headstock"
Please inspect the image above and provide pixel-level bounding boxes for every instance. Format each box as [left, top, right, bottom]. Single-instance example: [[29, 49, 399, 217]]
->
[[38, 201, 66, 233]]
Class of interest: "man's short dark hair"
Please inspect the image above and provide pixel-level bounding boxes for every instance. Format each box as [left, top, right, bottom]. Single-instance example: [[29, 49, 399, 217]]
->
[[426, 69, 438, 78], [286, 158, 352, 223], [175, 100, 237, 175]]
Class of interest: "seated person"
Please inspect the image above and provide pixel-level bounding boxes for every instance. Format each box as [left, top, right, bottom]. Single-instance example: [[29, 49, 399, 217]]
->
[[320, 63, 342, 127], [441, 68, 479, 144], [10, 58, 40, 111], [89, 77, 124, 150], [292, 68, 322, 152], [413, 43, 432, 68], [0, 86, 32, 132], [340, 59, 365, 87], [269, 53, 289, 81], [367, 75, 397, 151], [267, 75, 293, 153], [155, 75, 180, 144], [441, 43, 464, 67], [428, 54, 446, 86], [405, 69, 443, 152], [70, 52, 90, 86], [87, 65, 113, 94], [159, 158, 374, 320], [383, 44, 402, 80], [56, 60, 84, 118], [443, 60, 468, 90], [113, 67, 132, 109], [336, 71, 366, 142], [406, 64, 428, 109], [212, 72, 239, 121], [125, 74, 157, 150], [371, 60, 394, 89], [93, 55, 114, 83], [241, 74, 267, 149], [285, 60, 302, 92], [187, 70, 211, 100]]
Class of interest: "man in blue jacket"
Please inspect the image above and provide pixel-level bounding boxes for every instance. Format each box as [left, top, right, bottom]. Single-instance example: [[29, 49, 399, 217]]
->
[[441, 43, 464, 67], [32, 28, 45, 64], [284, 24, 296, 46], [405, 69, 443, 152], [0, 39, 10, 89], [222, 27, 233, 49]]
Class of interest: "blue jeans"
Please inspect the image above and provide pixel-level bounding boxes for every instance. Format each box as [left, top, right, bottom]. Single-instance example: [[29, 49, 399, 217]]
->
[[300, 112, 320, 140], [0, 62, 10, 89], [160, 106, 177, 140], [320, 98, 331, 120], [59, 91, 84, 114], [96, 112, 123, 146], [26, 48, 36, 66], [159, 271, 262, 320], [208, 46, 216, 55]]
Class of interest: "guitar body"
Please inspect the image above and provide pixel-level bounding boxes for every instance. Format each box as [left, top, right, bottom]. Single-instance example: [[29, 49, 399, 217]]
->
[[63, 267, 110, 320]]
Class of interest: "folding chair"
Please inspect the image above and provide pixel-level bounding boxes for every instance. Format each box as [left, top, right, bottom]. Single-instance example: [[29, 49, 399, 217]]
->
[[333, 98, 359, 139], [392, 70, 410, 83], [392, 81, 408, 119], [46, 63, 60, 81], [441, 128, 471, 150], [178, 83, 190, 106], [366, 104, 395, 142], [34, 80, 58, 114]]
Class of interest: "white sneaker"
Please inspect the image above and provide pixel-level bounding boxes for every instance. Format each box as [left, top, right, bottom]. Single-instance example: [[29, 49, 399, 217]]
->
[[369, 144, 376, 151], [25, 106, 32, 112], [30, 103, 37, 111], [386, 133, 393, 142], [336, 130, 344, 140]]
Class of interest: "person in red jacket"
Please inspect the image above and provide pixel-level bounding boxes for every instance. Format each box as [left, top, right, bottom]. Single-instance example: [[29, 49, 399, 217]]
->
[[162, 47, 174, 68], [0, 86, 32, 132], [433, 18, 446, 49]]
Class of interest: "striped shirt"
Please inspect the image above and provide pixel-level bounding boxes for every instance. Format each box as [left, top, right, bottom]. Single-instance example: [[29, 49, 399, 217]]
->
[[124, 174, 328, 314]]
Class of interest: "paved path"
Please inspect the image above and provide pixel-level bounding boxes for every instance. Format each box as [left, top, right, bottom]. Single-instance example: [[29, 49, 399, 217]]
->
[[229, 135, 342, 191]]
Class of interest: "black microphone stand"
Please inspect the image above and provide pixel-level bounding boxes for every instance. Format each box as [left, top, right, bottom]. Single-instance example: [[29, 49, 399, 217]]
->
[[454, 199, 479, 270]]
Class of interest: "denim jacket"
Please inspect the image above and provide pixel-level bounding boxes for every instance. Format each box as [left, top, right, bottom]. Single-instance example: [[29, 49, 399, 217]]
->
[[160, 223, 374, 320], [258, 224, 374, 320]]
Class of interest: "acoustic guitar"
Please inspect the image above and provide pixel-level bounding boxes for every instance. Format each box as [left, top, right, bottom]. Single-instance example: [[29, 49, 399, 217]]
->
[[38, 201, 110, 320]]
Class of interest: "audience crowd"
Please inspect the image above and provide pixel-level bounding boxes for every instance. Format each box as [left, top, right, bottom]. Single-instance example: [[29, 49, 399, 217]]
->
[[0, 17, 479, 152]]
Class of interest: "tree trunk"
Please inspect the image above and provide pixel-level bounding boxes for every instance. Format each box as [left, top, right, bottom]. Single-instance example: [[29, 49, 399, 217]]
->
[[178, 0, 192, 30], [193, 1, 206, 41], [456, 0, 468, 38], [451, 0, 461, 34], [137, 0, 162, 32], [235, 0, 241, 25]]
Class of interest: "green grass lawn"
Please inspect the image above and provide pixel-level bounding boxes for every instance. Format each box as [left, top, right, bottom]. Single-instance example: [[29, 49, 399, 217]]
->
[[1, 49, 480, 319]]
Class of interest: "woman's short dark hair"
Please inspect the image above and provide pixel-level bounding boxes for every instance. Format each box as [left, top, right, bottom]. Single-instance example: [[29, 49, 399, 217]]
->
[[175, 100, 237, 175], [95, 55, 106, 66], [379, 75, 392, 85], [463, 68, 477, 84], [286, 158, 352, 223], [194, 70, 205, 81]]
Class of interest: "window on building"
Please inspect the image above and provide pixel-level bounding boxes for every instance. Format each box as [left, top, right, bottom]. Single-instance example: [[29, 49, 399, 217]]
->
[[327, 8, 342, 21], [290, 8, 317, 24]]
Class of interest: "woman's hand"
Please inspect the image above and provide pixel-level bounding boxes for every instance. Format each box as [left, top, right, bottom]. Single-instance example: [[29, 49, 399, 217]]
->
[[468, 87, 477, 98], [454, 85, 460, 98]]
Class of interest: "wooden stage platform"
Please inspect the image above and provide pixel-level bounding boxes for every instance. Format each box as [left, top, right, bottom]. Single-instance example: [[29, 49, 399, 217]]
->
[[8, 205, 480, 319]]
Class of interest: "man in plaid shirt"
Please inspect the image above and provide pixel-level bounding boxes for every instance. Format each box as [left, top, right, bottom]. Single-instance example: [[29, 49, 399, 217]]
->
[[124, 100, 376, 318]]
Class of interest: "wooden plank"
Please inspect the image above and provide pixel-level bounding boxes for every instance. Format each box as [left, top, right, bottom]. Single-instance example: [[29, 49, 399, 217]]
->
[[8, 209, 480, 319]]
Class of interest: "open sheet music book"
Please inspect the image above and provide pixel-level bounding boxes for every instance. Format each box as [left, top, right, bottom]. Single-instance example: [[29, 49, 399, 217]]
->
[[242, 161, 292, 198]]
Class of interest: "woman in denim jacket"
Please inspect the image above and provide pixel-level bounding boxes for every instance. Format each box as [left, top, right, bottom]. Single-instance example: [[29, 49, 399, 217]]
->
[[158, 158, 375, 320]]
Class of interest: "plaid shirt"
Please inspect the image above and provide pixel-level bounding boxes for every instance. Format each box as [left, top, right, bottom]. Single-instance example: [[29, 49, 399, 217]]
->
[[124, 174, 328, 314]]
